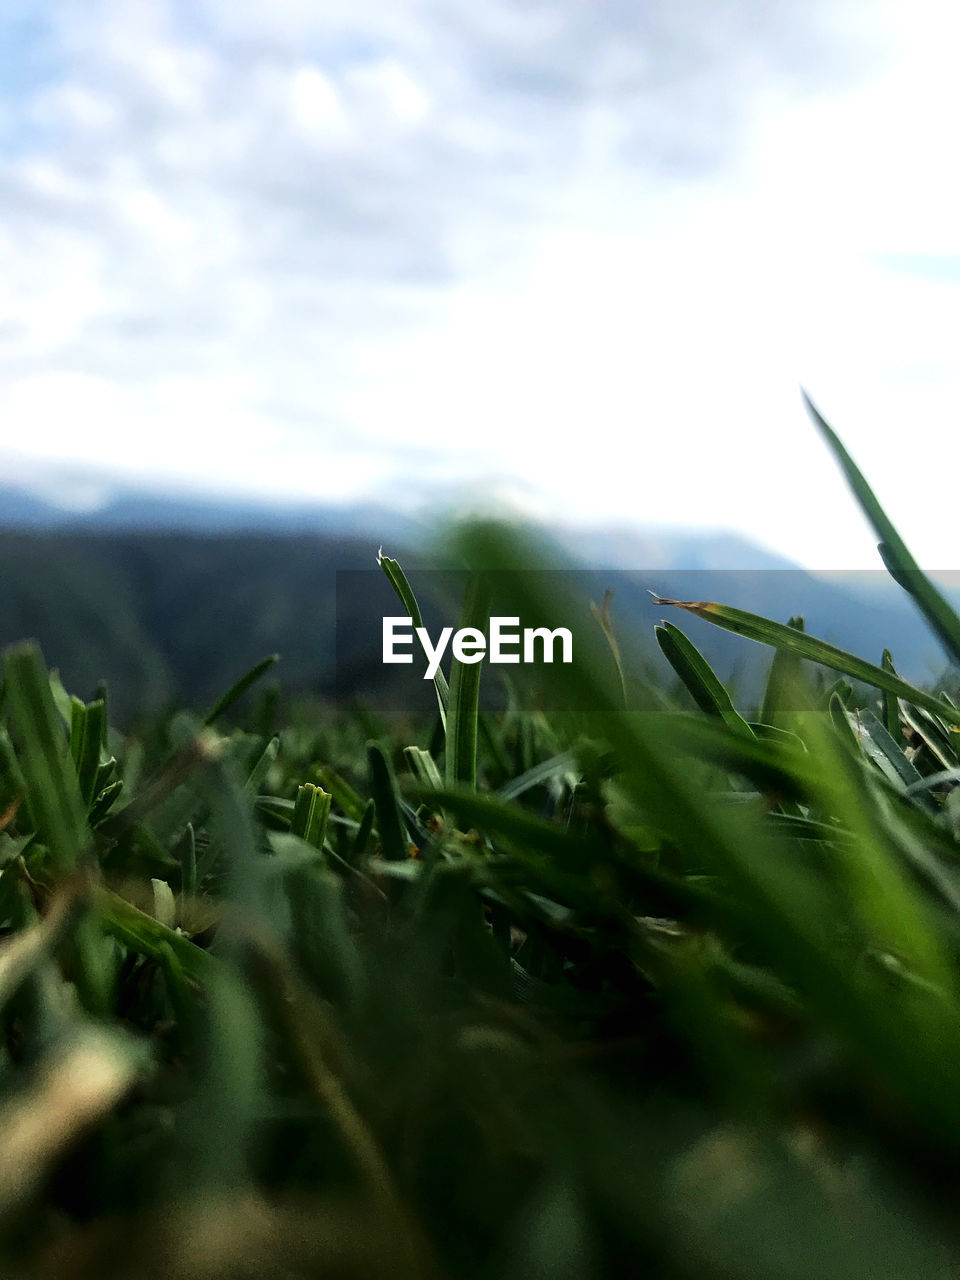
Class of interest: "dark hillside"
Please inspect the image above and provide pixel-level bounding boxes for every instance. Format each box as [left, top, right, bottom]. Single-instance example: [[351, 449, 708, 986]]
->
[[0, 528, 953, 724], [0, 532, 376, 720]]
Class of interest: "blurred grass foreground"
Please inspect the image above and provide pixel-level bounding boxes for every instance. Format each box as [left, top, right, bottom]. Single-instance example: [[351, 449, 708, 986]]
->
[[4, 400, 960, 1278]]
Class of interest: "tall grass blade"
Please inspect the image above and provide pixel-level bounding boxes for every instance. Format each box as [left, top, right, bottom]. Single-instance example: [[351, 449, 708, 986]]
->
[[590, 589, 628, 708], [803, 390, 960, 666], [445, 572, 489, 791], [377, 549, 449, 724]]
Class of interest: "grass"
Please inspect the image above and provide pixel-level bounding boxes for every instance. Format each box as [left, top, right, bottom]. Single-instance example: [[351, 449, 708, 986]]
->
[[1, 399, 960, 1276]]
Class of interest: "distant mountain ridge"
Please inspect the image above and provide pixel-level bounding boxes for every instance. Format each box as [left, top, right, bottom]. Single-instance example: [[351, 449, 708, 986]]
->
[[0, 480, 957, 723], [0, 482, 419, 542], [555, 524, 799, 572], [0, 481, 806, 571]]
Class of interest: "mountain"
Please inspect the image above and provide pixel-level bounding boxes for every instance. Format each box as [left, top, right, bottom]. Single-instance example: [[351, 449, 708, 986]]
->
[[0, 482, 800, 569], [0, 530, 386, 722], [0, 527, 953, 727], [0, 482, 419, 542], [0, 480, 956, 724], [555, 525, 799, 572], [0, 486, 84, 529]]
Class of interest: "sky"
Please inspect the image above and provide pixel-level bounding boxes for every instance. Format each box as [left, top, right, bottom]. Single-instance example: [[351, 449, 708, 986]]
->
[[1, 0, 959, 568]]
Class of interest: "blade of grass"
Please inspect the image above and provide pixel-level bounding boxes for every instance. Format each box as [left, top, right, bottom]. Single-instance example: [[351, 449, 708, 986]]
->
[[377, 549, 449, 725], [0, 886, 86, 1013], [901, 705, 958, 771], [70, 698, 106, 809], [907, 768, 960, 796], [590, 589, 628, 708], [759, 616, 806, 727], [351, 798, 375, 862], [316, 765, 367, 825], [403, 746, 443, 790], [291, 783, 332, 851], [245, 736, 279, 792], [655, 622, 755, 736], [367, 741, 408, 861], [651, 595, 960, 726], [0, 727, 33, 829], [203, 654, 279, 727], [3, 644, 90, 871], [881, 650, 902, 741], [803, 391, 960, 666], [95, 886, 218, 984], [498, 751, 578, 802], [857, 707, 927, 794], [445, 572, 489, 791]]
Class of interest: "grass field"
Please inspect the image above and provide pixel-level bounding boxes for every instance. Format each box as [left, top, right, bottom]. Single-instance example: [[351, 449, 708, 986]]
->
[[2, 399, 960, 1278]]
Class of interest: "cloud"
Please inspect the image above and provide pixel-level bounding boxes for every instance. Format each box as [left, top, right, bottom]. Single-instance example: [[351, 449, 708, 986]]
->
[[0, 0, 953, 566]]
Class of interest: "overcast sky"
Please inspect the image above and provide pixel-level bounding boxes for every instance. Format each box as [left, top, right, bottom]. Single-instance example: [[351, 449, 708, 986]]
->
[[1, 0, 958, 567]]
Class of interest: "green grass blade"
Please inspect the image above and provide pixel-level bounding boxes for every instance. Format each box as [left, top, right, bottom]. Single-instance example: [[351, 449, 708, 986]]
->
[[291, 782, 332, 851], [906, 768, 960, 796], [377, 550, 449, 725], [186, 966, 263, 1192], [759, 616, 805, 727], [351, 798, 375, 862], [651, 595, 960, 726], [95, 887, 218, 984], [881, 649, 902, 741], [0, 889, 85, 1013], [445, 572, 489, 791], [901, 705, 958, 771], [88, 779, 123, 826], [179, 821, 198, 901], [655, 621, 755, 736], [316, 765, 367, 824], [590, 589, 628, 708], [857, 707, 925, 792], [203, 653, 279, 727], [3, 644, 90, 871], [70, 698, 106, 808], [403, 745, 443, 790], [498, 751, 578, 802], [803, 391, 960, 666], [245, 736, 279, 792], [367, 741, 408, 861], [0, 727, 32, 829]]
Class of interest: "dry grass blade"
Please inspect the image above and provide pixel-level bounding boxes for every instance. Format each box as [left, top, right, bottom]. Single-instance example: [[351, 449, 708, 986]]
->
[[0, 1028, 144, 1219], [0, 883, 86, 1011]]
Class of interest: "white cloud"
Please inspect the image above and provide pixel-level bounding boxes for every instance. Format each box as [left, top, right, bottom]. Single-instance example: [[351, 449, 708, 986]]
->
[[0, 0, 956, 567], [344, 58, 431, 127], [288, 65, 350, 142]]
